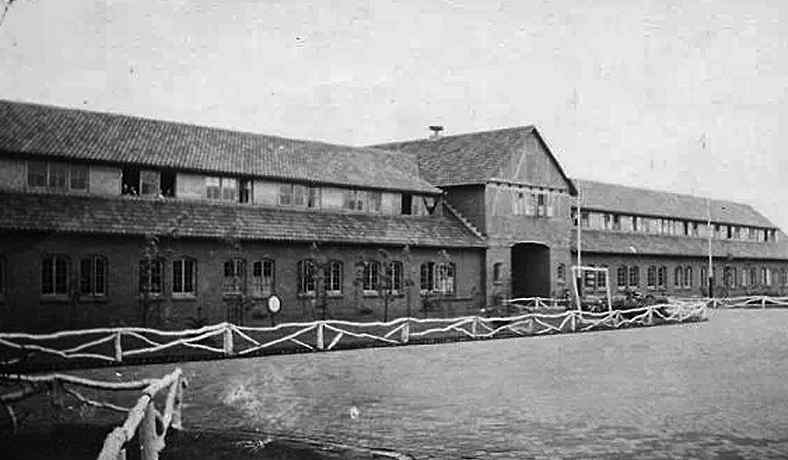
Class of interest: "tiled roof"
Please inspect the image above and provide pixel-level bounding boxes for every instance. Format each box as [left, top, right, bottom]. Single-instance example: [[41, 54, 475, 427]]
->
[[0, 100, 437, 194], [370, 127, 577, 193], [574, 229, 788, 260], [0, 191, 485, 248], [575, 179, 776, 229]]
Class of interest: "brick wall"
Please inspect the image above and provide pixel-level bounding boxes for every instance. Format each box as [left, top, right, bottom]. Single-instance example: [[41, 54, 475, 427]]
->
[[0, 231, 485, 332]]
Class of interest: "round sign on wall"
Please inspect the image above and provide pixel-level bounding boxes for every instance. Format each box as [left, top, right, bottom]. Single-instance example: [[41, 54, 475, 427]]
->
[[267, 295, 281, 314]]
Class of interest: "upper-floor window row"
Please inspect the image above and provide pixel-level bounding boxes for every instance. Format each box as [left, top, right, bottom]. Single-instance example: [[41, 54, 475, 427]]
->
[[508, 186, 562, 218], [572, 209, 777, 243], [28, 160, 89, 192], [21, 160, 436, 216]]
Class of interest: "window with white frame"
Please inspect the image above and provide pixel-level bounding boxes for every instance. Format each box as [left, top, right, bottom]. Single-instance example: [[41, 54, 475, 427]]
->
[[700, 266, 708, 287], [206, 177, 240, 202], [628, 266, 639, 288], [617, 265, 627, 290], [221, 178, 238, 202], [434, 262, 455, 295], [595, 265, 608, 291], [420, 262, 434, 293], [139, 259, 164, 295], [324, 260, 343, 295], [383, 261, 403, 293], [674, 266, 683, 287], [172, 258, 196, 296], [79, 255, 107, 297], [556, 263, 566, 283], [223, 258, 245, 294], [741, 268, 749, 287], [658, 266, 667, 289], [362, 260, 380, 293], [42, 254, 70, 296], [28, 161, 90, 192], [251, 259, 275, 297]]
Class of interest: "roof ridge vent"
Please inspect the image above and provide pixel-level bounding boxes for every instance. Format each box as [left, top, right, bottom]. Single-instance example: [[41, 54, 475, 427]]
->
[[428, 125, 443, 140]]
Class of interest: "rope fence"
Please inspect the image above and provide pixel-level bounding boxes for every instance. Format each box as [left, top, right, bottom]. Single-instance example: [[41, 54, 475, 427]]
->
[[0, 368, 186, 460], [0, 302, 707, 371]]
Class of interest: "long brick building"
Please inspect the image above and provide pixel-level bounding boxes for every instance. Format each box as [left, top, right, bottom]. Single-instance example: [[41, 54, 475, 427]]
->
[[0, 100, 786, 331]]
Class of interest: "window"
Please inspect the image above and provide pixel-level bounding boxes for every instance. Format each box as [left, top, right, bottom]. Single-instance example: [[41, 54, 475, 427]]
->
[[139, 259, 163, 294], [556, 263, 566, 283], [28, 161, 48, 187], [435, 262, 456, 295], [140, 170, 160, 196], [494, 262, 503, 284], [48, 163, 68, 189], [239, 179, 252, 203], [762, 267, 770, 286], [724, 266, 735, 288], [782, 268, 788, 287], [584, 269, 596, 289], [362, 260, 380, 292], [401, 194, 413, 215], [612, 214, 621, 231], [658, 266, 667, 289], [297, 260, 316, 295], [293, 184, 307, 206], [383, 261, 403, 293], [684, 266, 693, 288], [42, 255, 69, 296], [628, 266, 639, 288], [222, 178, 238, 202], [122, 167, 141, 195], [79, 256, 107, 296], [307, 187, 320, 208], [647, 265, 657, 289], [420, 262, 434, 292], [161, 171, 176, 197], [251, 259, 275, 297], [172, 258, 196, 296], [70, 165, 89, 191], [750, 267, 757, 286], [368, 191, 382, 213], [223, 258, 245, 294], [343, 189, 365, 211], [596, 265, 607, 291], [324, 260, 343, 294], [617, 265, 627, 290], [741, 268, 749, 287], [674, 267, 683, 287], [207, 177, 222, 200], [536, 192, 547, 217], [701, 267, 708, 288], [29, 161, 89, 192], [580, 211, 589, 228]]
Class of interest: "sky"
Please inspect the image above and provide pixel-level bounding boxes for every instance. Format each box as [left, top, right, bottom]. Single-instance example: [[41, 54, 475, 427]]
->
[[1, 0, 787, 229]]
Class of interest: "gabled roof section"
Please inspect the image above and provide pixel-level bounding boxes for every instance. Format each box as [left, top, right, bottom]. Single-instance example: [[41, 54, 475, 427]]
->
[[575, 179, 776, 229], [0, 191, 485, 248], [574, 229, 788, 260], [0, 99, 438, 194], [370, 126, 577, 194]]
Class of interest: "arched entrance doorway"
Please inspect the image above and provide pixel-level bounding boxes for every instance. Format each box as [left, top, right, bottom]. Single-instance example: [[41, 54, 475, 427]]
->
[[511, 242, 551, 298]]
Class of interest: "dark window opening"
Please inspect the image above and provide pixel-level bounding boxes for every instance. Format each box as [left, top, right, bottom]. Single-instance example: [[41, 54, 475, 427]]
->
[[239, 179, 252, 203], [121, 167, 140, 196], [161, 171, 176, 198], [401, 194, 413, 215]]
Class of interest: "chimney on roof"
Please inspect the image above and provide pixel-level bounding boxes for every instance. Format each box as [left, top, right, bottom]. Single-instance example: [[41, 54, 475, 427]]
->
[[428, 125, 443, 140]]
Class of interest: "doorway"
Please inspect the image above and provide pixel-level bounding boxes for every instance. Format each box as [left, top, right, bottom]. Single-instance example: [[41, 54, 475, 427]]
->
[[510, 242, 551, 298]]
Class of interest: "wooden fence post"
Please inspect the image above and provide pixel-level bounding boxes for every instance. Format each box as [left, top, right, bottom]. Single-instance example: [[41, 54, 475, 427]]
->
[[171, 378, 184, 430], [569, 311, 576, 332], [114, 332, 123, 363], [139, 402, 162, 460], [223, 326, 234, 356], [471, 317, 478, 337], [762, 296, 766, 309], [401, 320, 410, 344], [316, 322, 324, 351]]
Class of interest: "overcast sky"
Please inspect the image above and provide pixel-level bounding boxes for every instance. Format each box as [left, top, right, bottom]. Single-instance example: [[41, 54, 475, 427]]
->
[[1, 0, 786, 229]]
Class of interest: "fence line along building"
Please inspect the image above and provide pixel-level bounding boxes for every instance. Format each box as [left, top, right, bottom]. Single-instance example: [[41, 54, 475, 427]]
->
[[0, 99, 786, 331]]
